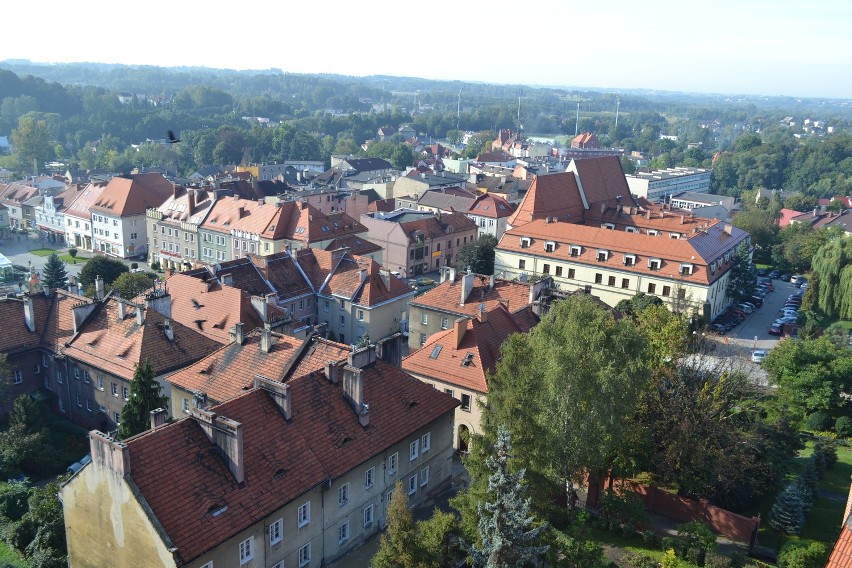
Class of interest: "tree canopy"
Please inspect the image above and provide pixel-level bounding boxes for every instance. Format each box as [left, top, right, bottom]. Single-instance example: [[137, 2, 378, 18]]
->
[[78, 255, 129, 289], [456, 235, 498, 276], [41, 253, 68, 291], [117, 360, 168, 439]]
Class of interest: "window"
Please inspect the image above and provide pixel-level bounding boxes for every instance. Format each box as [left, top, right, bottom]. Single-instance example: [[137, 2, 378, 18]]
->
[[670, 233, 681, 239], [421, 466, 430, 487], [569, 245, 581, 257], [123, 386, 129, 400], [626, 226, 639, 233], [648, 259, 661, 271], [440, 317, 448, 330], [96, 376, 104, 391], [114, 412, 120, 424], [357, 308, 363, 321], [13, 370, 22, 384], [461, 394, 471, 411], [421, 432, 431, 453], [182, 398, 190, 413], [59, 399, 66, 413], [86, 399, 92, 412], [408, 474, 418, 495], [297, 502, 311, 527], [388, 452, 398, 475], [410, 440, 419, 461], [269, 518, 283, 546], [339, 315, 345, 326], [42, 354, 50, 367], [648, 229, 659, 236], [680, 263, 694, 276], [567, 268, 575, 279], [520, 237, 530, 248], [419, 333, 426, 346], [76, 394, 82, 407], [648, 283, 657, 294], [624, 254, 636, 266], [298, 543, 311, 567], [83, 370, 90, 383], [542, 263, 550, 274], [596, 250, 609, 262], [621, 278, 630, 289], [364, 504, 374, 527], [555, 266, 563, 277], [56, 370, 63, 384], [544, 241, 555, 252], [130, 233, 137, 240], [445, 388, 454, 398], [338, 521, 350, 545], [678, 288, 687, 299], [594, 273, 602, 284], [518, 259, 526, 270], [607, 276, 616, 287], [662, 285, 671, 297], [365, 466, 375, 489], [420, 313, 428, 325], [239, 536, 254, 564], [111, 382, 118, 396], [338, 483, 349, 506], [324, 300, 330, 312]]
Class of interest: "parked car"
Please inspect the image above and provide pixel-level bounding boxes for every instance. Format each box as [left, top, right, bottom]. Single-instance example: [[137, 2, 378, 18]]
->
[[776, 316, 799, 325], [415, 276, 435, 286], [749, 296, 764, 308], [769, 270, 781, 279], [741, 301, 757, 310], [711, 323, 727, 334], [757, 281, 773, 291], [800, 282, 809, 290], [731, 308, 746, 318], [757, 268, 769, 277], [737, 303, 754, 314], [780, 273, 791, 282], [769, 323, 784, 335], [790, 274, 803, 285], [751, 349, 768, 364]]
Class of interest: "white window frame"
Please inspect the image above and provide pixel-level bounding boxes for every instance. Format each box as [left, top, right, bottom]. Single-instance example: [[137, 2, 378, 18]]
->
[[421, 432, 431, 453], [648, 258, 661, 271], [298, 543, 311, 567], [520, 237, 531, 248], [365, 466, 375, 490], [364, 504, 374, 527], [440, 317, 448, 330], [544, 240, 556, 252], [13, 370, 23, 384], [338, 483, 349, 507], [298, 502, 311, 528], [680, 263, 694, 276], [421, 466, 430, 487], [624, 254, 636, 266], [569, 245, 581, 257], [269, 518, 283, 546], [648, 229, 659, 236], [338, 520, 350, 545], [601, 222, 615, 230], [409, 440, 419, 461], [388, 452, 398, 475], [408, 474, 418, 495], [239, 536, 254, 565], [596, 250, 609, 262], [420, 312, 428, 325]]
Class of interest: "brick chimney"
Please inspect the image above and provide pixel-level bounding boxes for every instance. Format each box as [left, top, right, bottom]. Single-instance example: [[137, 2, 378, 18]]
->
[[342, 365, 369, 427], [186, 189, 195, 216], [453, 317, 467, 348], [260, 324, 273, 353], [324, 361, 339, 384], [477, 304, 488, 322], [191, 408, 245, 484], [254, 375, 291, 419], [149, 408, 167, 430], [231, 322, 245, 345], [89, 430, 130, 476], [23, 296, 35, 332], [95, 275, 105, 301]]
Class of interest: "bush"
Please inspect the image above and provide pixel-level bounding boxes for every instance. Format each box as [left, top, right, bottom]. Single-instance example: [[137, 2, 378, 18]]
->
[[705, 552, 734, 568], [805, 411, 832, 432], [684, 546, 705, 566], [777, 540, 827, 568], [836, 416, 852, 438], [130, 262, 138, 270], [599, 489, 647, 531], [625, 552, 660, 568], [660, 536, 684, 557], [677, 521, 717, 552], [150, 261, 161, 271], [813, 437, 838, 468]]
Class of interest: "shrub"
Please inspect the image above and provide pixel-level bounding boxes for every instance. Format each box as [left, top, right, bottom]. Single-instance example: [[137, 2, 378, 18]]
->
[[805, 411, 832, 432], [677, 521, 717, 552], [836, 416, 852, 438], [599, 489, 647, 531], [811, 449, 826, 479], [625, 552, 660, 568], [705, 552, 734, 568], [130, 262, 138, 270], [660, 536, 684, 557], [684, 546, 705, 566], [813, 438, 838, 468], [777, 540, 827, 568], [150, 261, 161, 271]]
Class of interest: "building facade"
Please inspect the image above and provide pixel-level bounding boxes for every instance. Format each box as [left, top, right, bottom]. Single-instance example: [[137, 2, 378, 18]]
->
[[625, 167, 712, 201]]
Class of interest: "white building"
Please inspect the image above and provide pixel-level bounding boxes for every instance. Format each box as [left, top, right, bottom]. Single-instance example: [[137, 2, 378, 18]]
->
[[626, 167, 712, 201]]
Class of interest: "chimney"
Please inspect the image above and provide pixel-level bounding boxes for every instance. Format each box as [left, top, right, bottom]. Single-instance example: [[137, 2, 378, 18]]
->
[[23, 296, 35, 332], [460, 271, 476, 306], [67, 276, 79, 295], [723, 223, 733, 236], [453, 317, 467, 348], [117, 299, 127, 320], [238, 206, 245, 219], [348, 344, 377, 369], [145, 285, 172, 319], [89, 430, 130, 476], [251, 295, 269, 321], [645, 209, 651, 220], [72, 300, 97, 334], [325, 361, 339, 383], [449, 267, 457, 282], [254, 375, 291, 419], [162, 319, 174, 341], [150, 408, 167, 430], [95, 275, 105, 301], [342, 365, 369, 427], [600, 203, 606, 214], [813, 207, 819, 218], [193, 391, 208, 410], [186, 189, 195, 216], [477, 303, 488, 322], [679, 214, 685, 224], [489, 274, 495, 291], [379, 269, 391, 290], [191, 407, 245, 483], [261, 324, 273, 353], [232, 322, 245, 345], [360, 268, 368, 283]]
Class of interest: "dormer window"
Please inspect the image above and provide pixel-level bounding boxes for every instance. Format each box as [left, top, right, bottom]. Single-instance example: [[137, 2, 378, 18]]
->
[[648, 258, 661, 271], [680, 263, 694, 276], [648, 229, 659, 236], [624, 254, 636, 266], [601, 223, 615, 230], [520, 237, 531, 248], [596, 250, 609, 262], [670, 233, 681, 239], [625, 226, 639, 233], [544, 241, 556, 253], [569, 245, 581, 257]]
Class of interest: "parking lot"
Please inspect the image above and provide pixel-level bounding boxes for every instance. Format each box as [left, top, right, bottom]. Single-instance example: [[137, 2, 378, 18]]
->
[[704, 277, 805, 386]]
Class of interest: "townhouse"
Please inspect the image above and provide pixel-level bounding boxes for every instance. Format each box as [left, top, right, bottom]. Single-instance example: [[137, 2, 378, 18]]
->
[[33, 184, 78, 244], [62, 183, 107, 251], [359, 210, 478, 277], [90, 172, 174, 259], [61, 345, 459, 568], [146, 187, 221, 271], [466, 193, 513, 238], [403, 303, 537, 451], [0, 181, 40, 231]]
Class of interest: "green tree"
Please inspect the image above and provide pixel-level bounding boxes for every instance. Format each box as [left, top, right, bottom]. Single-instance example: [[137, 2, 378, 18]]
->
[[725, 242, 755, 303], [11, 114, 52, 173], [732, 207, 778, 260], [415, 510, 460, 568], [465, 428, 549, 568], [0, 395, 54, 478], [777, 541, 827, 568], [769, 484, 805, 535], [390, 144, 414, 170], [810, 236, 852, 320], [111, 272, 156, 300], [78, 255, 129, 289], [117, 360, 167, 440], [455, 235, 498, 275], [21, 482, 67, 568], [41, 253, 67, 291], [372, 481, 418, 568]]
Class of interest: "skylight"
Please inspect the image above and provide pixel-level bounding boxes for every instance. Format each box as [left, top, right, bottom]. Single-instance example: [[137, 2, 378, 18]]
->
[[429, 345, 443, 359]]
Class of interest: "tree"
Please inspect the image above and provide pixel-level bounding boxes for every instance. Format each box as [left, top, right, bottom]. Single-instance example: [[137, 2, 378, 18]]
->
[[777, 541, 827, 568], [67, 248, 78, 263], [117, 360, 167, 439], [390, 144, 414, 170], [111, 272, 156, 300], [732, 207, 777, 260], [725, 242, 755, 303], [41, 253, 67, 291], [455, 235, 498, 275], [372, 481, 418, 568], [78, 255, 129, 289], [769, 484, 805, 535], [810, 236, 852, 320], [21, 482, 67, 568], [11, 114, 52, 173], [465, 428, 549, 568]]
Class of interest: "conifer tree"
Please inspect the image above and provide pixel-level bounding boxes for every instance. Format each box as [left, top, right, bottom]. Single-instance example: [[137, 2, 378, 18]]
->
[[769, 483, 805, 535], [465, 427, 549, 568], [41, 253, 68, 291], [372, 481, 418, 568], [118, 360, 167, 439]]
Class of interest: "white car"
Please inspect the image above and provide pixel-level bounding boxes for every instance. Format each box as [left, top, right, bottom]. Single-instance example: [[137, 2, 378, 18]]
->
[[751, 350, 768, 364], [737, 303, 754, 314]]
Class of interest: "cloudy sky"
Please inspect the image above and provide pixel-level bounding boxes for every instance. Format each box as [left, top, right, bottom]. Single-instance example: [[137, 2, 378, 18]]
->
[[3, 0, 850, 98]]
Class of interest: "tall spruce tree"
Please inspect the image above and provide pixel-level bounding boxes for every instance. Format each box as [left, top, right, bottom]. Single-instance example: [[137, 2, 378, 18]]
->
[[41, 253, 68, 291], [725, 242, 755, 303], [769, 483, 805, 535], [465, 428, 548, 568], [118, 360, 167, 439]]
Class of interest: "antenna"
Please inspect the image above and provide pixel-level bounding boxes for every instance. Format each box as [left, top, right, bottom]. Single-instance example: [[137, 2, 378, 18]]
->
[[517, 95, 521, 130], [575, 102, 580, 136]]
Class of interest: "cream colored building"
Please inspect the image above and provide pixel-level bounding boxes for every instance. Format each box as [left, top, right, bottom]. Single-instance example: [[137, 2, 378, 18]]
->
[[62, 347, 458, 568]]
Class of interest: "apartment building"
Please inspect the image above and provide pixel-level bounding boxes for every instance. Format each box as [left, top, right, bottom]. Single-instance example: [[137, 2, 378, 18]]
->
[[147, 187, 220, 270], [63, 183, 107, 251], [625, 167, 712, 201]]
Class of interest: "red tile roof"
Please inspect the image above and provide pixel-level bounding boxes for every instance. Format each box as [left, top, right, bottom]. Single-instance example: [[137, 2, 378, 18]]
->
[[777, 208, 804, 228], [61, 183, 108, 221], [91, 173, 174, 216], [0, 182, 39, 207], [403, 303, 536, 394], [506, 172, 586, 227], [828, 516, 852, 568], [468, 193, 514, 219], [126, 358, 458, 565], [410, 276, 535, 317], [398, 211, 478, 241], [0, 295, 49, 355], [568, 156, 634, 208], [209, 257, 276, 298], [249, 252, 314, 301], [323, 235, 383, 257]]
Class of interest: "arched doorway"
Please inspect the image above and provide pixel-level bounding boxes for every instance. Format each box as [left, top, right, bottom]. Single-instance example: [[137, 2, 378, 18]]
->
[[457, 424, 470, 454]]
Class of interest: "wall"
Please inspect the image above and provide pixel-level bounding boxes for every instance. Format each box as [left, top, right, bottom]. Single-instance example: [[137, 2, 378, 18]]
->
[[407, 371, 482, 450]]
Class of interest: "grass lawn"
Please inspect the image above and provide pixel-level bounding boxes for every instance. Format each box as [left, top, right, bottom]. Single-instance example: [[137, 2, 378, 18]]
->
[[58, 253, 88, 264], [0, 540, 26, 567], [28, 248, 59, 257]]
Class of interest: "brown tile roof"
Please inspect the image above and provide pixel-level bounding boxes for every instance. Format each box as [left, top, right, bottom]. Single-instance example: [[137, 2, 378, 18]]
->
[[569, 156, 635, 208], [498, 219, 748, 286], [295, 247, 339, 290], [323, 235, 383, 257], [828, 517, 852, 568], [403, 303, 536, 394], [40, 289, 92, 354], [0, 295, 49, 355], [154, 188, 217, 225], [210, 257, 276, 297], [417, 188, 478, 212], [0, 182, 39, 207], [368, 198, 396, 213], [202, 195, 286, 236], [60, 183, 108, 220], [64, 299, 221, 379], [164, 273, 263, 344], [281, 202, 367, 243], [468, 193, 513, 219], [410, 276, 535, 317], [90, 173, 174, 216], [398, 211, 478, 241], [127, 357, 458, 565], [506, 172, 586, 227], [322, 255, 414, 306], [248, 252, 314, 301], [475, 150, 514, 163]]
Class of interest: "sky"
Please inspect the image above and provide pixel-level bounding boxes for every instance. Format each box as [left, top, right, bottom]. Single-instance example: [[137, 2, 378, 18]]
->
[[2, 0, 851, 99]]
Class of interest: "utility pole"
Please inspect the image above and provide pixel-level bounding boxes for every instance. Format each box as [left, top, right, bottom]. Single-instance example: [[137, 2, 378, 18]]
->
[[615, 97, 620, 128], [517, 96, 521, 131], [574, 102, 580, 136], [457, 90, 461, 132]]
